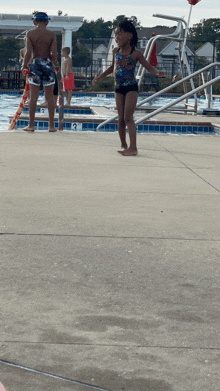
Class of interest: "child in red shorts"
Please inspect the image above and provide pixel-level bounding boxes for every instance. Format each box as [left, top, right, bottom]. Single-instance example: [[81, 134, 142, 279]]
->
[[61, 46, 75, 106]]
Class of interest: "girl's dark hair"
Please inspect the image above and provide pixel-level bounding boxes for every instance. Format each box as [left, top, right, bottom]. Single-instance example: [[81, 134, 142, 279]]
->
[[118, 18, 138, 48]]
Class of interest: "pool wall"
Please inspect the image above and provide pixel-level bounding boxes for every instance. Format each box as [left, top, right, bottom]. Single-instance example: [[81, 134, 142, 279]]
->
[[14, 118, 220, 134], [4, 91, 220, 134]]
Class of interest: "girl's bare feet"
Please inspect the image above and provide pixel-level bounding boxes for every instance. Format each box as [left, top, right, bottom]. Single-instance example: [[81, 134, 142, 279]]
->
[[118, 148, 138, 156], [23, 126, 34, 132], [117, 143, 127, 153], [49, 127, 57, 132]]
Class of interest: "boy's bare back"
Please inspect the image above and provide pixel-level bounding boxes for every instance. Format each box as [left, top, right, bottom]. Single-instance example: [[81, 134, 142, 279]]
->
[[27, 28, 57, 60]]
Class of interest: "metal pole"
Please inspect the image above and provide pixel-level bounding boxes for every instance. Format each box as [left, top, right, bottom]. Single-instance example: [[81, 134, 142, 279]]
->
[[181, 4, 193, 62], [212, 40, 216, 79], [91, 37, 94, 80]]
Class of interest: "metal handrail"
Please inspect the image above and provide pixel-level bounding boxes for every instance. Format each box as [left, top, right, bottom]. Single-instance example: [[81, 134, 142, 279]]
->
[[136, 21, 184, 86], [96, 62, 220, 131], [134, 62, 220, 125], [135, 75, 220, 125]]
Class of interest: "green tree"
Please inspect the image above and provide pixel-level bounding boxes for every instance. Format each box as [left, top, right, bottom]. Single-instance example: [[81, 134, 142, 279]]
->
[[71, 36, 92, 67], [76, 18, 112, 38], [72, 44, 92, 67], [189, 18, 220, 61], [112, 15, 141, 29], [0, 37, 20, 70]]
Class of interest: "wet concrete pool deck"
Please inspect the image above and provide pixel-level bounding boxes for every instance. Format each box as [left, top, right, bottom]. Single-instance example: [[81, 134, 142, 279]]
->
[[1, 130, 220, 390]]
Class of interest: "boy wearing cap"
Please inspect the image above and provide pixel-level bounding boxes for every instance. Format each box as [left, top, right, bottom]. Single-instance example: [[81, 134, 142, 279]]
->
[[22, 12, 58, 132]]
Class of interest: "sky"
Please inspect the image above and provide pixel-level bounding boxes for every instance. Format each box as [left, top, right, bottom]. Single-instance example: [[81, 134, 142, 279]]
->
[[1, 0, 220, 27]]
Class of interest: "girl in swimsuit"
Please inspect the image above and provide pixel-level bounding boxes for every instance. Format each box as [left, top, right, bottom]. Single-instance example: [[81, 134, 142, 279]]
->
[[92, 19, 165, 156]]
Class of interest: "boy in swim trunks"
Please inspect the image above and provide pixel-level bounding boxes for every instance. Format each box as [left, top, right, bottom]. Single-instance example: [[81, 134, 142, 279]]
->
[[22, 12, 58, 132], [61, 47, 74, 106]]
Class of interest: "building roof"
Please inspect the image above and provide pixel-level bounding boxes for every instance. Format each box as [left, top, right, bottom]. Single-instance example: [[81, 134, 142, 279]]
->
[[0, 13, 83, 35], [195, 42, 214, 57], [158, 40, 194, 56]]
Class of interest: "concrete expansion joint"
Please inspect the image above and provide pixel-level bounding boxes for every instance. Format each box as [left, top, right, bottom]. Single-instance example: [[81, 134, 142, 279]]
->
[[1, 232, 220, 242], [1, 342, 220, 350], [153, 139, 220, 194]]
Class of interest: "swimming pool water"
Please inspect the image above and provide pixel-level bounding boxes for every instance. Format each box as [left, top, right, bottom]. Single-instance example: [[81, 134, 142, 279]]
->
[[1, 92, 220, 131]]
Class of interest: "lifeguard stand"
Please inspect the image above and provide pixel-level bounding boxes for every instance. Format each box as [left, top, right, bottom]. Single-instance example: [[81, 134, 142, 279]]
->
[[136, 13, 197, 112]]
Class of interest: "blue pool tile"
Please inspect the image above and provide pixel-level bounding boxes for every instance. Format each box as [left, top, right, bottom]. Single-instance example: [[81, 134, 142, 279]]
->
[[160, 125, 165, 133], [182, 126, 187, 133], [43, 122, 48, 127], [198, 126, 204, 132], [170, 126, 176, 133], [204, 127, 209, 133], [165, 125, 171, 132], [149, 125, 155, 131], [88, 123, 93, 128], [193, 126, 198, 133], [143, 125, 149, 131]]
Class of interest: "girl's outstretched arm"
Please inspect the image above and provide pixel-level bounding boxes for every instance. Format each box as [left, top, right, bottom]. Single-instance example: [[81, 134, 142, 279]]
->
[[92, 48, 117, 86], [134, 50, 165, 77]]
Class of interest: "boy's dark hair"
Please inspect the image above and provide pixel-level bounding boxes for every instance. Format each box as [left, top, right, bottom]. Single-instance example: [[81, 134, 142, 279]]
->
[[33, 11, 49, 23], [62, 47, 70, 55], [118, 18, 138, 48]]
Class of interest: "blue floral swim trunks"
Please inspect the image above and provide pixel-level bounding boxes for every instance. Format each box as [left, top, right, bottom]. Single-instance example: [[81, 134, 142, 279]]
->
[[28, 58, 56, 87]]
